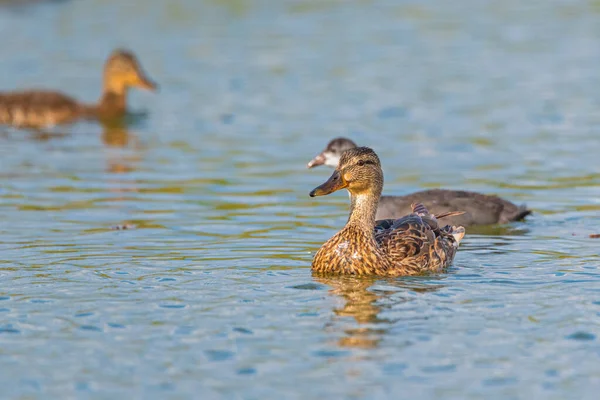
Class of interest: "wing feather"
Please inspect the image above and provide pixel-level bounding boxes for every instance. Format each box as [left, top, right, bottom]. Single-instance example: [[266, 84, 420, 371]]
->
[[373, 202, 464, 273]]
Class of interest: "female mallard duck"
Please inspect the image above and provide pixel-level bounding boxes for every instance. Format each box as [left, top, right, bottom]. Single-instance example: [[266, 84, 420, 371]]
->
[[307, 137, 531, 227], [310, 147, 465, 276], [0, 49, 157, 129]]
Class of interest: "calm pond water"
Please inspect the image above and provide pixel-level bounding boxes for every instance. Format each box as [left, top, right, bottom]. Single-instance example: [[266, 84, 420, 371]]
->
[[1, 0, 600, 398]]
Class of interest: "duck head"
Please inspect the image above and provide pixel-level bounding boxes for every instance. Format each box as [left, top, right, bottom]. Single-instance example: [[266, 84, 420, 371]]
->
[[310, 147, 383, 197], [307, 137, 358, 168], [103, 49, 158, 94]]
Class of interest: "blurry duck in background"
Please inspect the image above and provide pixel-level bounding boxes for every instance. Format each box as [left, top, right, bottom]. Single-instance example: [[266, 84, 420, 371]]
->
[[308, 137, 531, 227], [310, 147, 465, 276], [0, 49, 157, 129]]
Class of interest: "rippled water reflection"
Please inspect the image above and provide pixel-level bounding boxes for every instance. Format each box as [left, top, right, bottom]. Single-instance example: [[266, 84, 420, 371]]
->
[[1, 0, 600, 398]]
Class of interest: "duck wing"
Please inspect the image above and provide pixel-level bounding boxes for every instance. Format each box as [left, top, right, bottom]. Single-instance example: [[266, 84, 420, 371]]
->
[[0, 90, 83, 128], [374, 203, 465, 274], [375, 189, 530, 226]]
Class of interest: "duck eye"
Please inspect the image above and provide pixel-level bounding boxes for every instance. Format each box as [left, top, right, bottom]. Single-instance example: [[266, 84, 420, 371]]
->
[[357, 160, 365, 166]]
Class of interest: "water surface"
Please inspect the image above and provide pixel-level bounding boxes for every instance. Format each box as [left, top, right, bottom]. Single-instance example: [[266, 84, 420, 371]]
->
[[1, 0, 600, 398]]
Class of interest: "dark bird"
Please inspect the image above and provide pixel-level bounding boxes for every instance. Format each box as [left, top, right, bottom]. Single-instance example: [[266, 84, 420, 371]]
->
[[308, 137, 531, 227]]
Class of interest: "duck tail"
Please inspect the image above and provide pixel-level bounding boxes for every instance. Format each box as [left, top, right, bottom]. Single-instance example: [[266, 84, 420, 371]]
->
[[500, 204, 532, 223], [450, 226, 466, 245], [513, 205, 532, 221]]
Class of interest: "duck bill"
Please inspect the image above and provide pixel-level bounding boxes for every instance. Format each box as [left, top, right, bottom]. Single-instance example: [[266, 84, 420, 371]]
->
[[310, 170, 347, 197], [307, 152, 326, 168], [136, 73, 158, 91]]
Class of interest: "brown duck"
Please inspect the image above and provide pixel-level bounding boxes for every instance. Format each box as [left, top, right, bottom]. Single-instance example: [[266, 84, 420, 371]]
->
[[307, 137, 531, 227], [310, 147, 465, 276], [0, 49, 157, 129]]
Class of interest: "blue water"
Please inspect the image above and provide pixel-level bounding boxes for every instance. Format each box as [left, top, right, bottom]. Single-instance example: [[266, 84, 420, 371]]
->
[[1, 0, 600, 398]]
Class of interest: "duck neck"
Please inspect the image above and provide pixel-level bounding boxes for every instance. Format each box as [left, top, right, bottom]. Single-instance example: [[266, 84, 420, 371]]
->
[[97, 89, 127, 117], [346, 187, 381, 232], [97, 72, 128, 117]]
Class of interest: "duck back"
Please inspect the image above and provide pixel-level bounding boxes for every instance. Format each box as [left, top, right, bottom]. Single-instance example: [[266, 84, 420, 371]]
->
[[0, 90, 83, 128], [374, 209, 463, 275], [375, 189, 530, 226]]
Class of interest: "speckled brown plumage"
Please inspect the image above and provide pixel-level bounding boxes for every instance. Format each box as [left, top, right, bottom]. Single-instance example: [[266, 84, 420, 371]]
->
[[308, 137, 531, 227], [310, 147, 465, 276], [0, 49, 156, 129]]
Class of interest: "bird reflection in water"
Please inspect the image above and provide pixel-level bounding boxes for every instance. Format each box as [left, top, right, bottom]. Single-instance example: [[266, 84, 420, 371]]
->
[[102, 122, 132, 148], [101, 116, 145, 174], [99, 121, 142, 227], [313, 275, 444, 349]]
